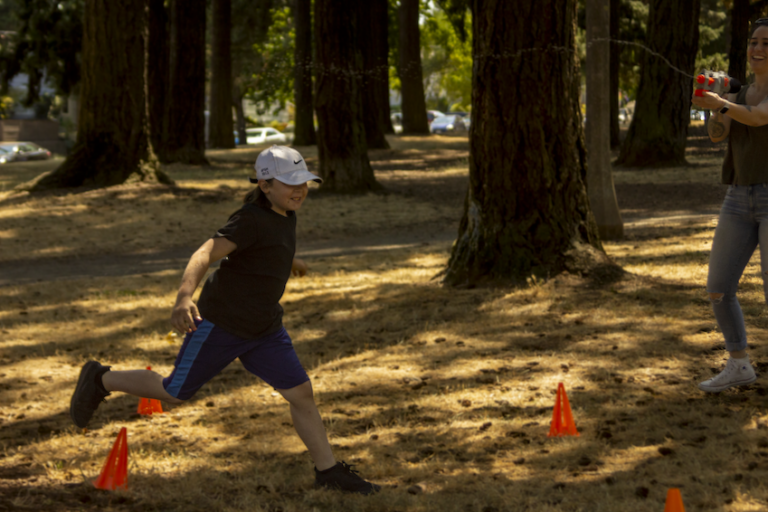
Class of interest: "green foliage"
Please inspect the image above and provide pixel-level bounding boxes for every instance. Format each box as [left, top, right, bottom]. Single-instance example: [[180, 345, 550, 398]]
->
[[696, 0, 728, 78], [433, 0, 470, 42], [0, 0, 83, 105], [420, 4, 472, 110], [246, 4, 295, 116]]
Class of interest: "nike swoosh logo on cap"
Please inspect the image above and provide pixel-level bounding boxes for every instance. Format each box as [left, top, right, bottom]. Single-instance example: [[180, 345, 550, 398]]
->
[[293, 159, 303, 165]]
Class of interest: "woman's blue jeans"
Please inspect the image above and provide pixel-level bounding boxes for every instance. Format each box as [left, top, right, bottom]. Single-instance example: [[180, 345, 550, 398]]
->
[[708, 184, 768, 352]]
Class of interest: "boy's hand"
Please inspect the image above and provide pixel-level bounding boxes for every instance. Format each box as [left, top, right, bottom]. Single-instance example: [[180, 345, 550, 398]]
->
[[171, 296, 202, 333], [292, 258, 308, 277]]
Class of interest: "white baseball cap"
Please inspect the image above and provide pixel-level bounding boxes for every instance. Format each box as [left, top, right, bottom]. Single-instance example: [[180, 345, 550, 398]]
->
[[250, 145, 322, 185]]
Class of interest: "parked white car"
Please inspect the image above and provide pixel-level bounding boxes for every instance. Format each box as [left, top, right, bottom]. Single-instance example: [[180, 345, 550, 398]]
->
[[246, 127, 288, 145]]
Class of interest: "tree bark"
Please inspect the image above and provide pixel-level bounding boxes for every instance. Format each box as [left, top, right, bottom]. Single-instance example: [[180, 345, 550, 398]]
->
[[314, 0, 380, 192], [161, 0, 208, 164], [728, 0, 750, 84], [27, 0, 171, 191], [360, 0, 391, 149], [233, 81, 246, 145], [443, 0, 607, 286], [209, 0, 235, 149], [615, 0, 700, 168], [587, 0, 623, 240], [609, 0, 621, 149], [398, 0, 429, 135], [147, 0, 168, 155], [292, 0, 316, 146]]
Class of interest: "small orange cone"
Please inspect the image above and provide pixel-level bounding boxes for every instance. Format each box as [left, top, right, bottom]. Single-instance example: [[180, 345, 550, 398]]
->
[[93, 427, 129, 490], [664, 488, 686, 512], [548, 382, 580, 437], [137, 397, 164, 415], [137, 366, 164, 416]]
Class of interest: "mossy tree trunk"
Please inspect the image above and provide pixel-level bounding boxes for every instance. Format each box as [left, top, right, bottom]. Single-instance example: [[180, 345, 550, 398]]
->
[[615, 0, 700, 168], [360, 0, 392, 148], [443, 0, 606, 286], [398, 0, 429, 135], [161, 0, 208, 164], [292, 0, 316, 146], [28, 0, 171, 191], [209, 0, 235, 149], [314, 0, 380, 192]]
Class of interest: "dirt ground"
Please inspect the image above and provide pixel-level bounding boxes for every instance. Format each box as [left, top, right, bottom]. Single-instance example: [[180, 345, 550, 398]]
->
[[4, 128, 768, 512]]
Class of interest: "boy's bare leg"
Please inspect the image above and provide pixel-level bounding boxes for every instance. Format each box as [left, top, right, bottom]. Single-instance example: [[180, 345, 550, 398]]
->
[[278, 381, 336, 471], [103, 370, 184, 404]]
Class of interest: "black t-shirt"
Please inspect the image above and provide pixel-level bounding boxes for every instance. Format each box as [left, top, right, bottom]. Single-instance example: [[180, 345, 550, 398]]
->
[[197, 203, 296, 339]]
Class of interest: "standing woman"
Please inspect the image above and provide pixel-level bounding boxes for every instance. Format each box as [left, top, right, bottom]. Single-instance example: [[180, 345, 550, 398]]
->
[[692, 19, 768, 392]]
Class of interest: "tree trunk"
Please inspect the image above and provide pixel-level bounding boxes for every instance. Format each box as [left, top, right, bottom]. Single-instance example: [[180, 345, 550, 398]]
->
[[728, 0, 750, 84], [615, 0, 700, 167], [209, 0, 235, 149], [27, 0, 171, 191], [147, 0, 169, 155], [161, 0, 208, 164], [292, 0, 316, 146], [443, 0, 607, 287], [360, 0, 391, 149], [314, 0, 380, 192], [398, 0, 429, 135], [587, 0, 623, 240], [233, 81, 246, 145], [609, 0, 621, 149]]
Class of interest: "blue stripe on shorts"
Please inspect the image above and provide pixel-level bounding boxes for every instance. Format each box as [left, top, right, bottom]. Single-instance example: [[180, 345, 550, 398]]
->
[[161, 318, 309, 400], [164, 319, 214, 398]]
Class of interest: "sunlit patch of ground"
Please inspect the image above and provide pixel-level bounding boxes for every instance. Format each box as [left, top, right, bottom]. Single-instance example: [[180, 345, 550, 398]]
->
[[3, 135, 768, 511]]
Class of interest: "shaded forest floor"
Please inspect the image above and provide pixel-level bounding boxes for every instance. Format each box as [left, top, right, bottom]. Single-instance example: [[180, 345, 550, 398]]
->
[[3, 128, 768, 512]]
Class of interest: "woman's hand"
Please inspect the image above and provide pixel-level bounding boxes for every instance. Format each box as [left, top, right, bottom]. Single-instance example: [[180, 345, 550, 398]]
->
[[292, 258, 308, 277], [691, 89, 727, 111], [171, 296, 202, 333]]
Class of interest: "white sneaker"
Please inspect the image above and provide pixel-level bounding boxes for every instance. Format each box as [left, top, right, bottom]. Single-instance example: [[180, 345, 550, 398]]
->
[[699, 357, 757, 392]]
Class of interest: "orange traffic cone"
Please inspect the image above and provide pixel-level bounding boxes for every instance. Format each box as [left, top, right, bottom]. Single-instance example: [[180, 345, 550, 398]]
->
[[548, 382, 580, 437], [137, 397, 164, 415], [137, 366, 164, 416], [664, 488, 686, 512], [93, 427, 129, 490]]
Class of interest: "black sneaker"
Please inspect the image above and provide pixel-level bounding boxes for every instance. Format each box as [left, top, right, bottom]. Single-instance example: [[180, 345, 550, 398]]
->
[[315, 461, 381, 495], [69, 361, 111, 428]]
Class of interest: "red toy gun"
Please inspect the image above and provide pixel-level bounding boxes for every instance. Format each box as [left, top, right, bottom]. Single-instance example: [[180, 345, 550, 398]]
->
[[694, 70, 742, 97]]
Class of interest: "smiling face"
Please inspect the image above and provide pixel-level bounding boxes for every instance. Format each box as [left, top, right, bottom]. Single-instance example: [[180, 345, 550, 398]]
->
[[259, 179, 308, 216], [748, 25, 768, 74]]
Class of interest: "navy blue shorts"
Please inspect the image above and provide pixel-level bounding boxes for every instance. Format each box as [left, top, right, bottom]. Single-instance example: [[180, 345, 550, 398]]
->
[[162, 319, 309, 400]]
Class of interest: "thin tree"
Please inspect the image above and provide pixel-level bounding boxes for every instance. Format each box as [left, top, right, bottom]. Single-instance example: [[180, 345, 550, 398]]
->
[[209, 0, 235, 149], [292, 0, 316, 146], [25, 0, 171, 191], [161, 0, 208, 164], [586, 0, 623, 240], [609, 0, 621, 149], [615, 0, 701, 167], [443, 0, 608, 286], [398, 0, 429, 135], [360, 0, 392, 149], [314, 0, 380, 192], [147, 0, 169, 154]]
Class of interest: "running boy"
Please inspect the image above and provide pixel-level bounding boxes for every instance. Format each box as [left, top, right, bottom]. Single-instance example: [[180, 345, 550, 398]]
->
[[69, 146, 380, 495]]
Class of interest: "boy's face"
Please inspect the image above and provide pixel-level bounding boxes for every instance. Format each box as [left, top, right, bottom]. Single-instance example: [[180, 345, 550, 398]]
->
[[260, 179, 308, 216]]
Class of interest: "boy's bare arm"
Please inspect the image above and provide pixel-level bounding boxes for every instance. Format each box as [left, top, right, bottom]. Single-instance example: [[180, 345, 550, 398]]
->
[[171, 237, 237, 333]]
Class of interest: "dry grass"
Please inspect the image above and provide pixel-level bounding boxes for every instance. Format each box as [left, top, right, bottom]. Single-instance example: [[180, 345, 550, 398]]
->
[[3, 133, 768, 511]]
